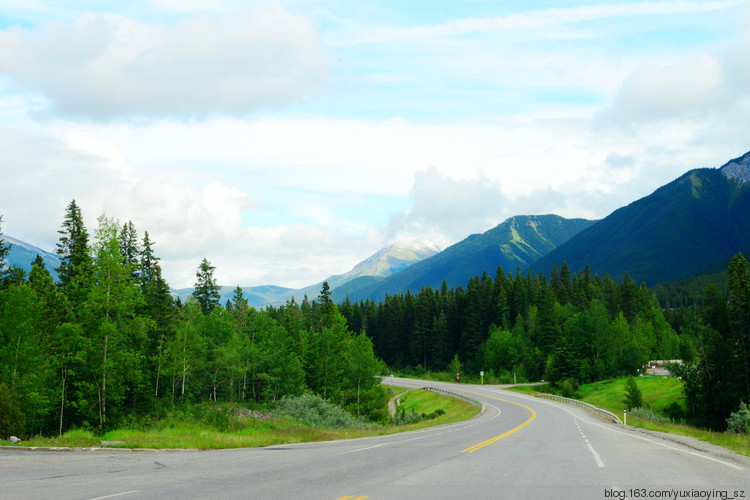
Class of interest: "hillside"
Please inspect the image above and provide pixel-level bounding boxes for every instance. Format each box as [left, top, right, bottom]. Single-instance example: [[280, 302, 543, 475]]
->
[[531, 150, 750, 285], [337, 214, 596, 303], [2, 235, 61, 280]]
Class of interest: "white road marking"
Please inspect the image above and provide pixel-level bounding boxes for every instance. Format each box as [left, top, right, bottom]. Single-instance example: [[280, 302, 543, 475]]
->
[[587, 443, 605, 468], [87, 491, 139, 500], [505, 391, 746, 471]]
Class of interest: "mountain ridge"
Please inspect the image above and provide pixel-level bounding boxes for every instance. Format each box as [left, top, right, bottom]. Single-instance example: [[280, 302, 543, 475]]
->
[[531, 151, 750, 285], [335, 214, 597, 303]]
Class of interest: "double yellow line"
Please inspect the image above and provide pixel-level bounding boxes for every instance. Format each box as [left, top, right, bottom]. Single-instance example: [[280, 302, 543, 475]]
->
[[459, 389, 537, 453]]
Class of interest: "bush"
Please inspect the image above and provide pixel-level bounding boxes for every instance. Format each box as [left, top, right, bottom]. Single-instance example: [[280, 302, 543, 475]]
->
[[392, 407, 423, 425], [664, 401, 685, 421], [274, 394, 367, 429], [558, 378, 579, 399], [726, 402, 750, 434], [628, 407, 671, 424]]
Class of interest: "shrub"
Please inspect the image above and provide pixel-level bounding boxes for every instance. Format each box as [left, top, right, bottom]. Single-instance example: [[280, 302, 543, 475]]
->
[[664, 401, 685, 421], [628, 407, 671, 424], [558, 378, 579, 399], [726, 402, 750, 434], [274, 394, 367, 429]]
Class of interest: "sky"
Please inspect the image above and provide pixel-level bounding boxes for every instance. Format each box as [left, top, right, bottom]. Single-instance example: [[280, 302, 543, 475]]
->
[[1, 0, 750, 289]]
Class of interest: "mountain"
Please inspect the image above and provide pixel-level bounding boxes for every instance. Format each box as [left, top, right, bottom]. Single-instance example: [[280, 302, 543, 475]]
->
[[336, 214, 596, 303], [531, 150, 750, 285], [173, 244, 438, 307], [2, 235, 61, 280]]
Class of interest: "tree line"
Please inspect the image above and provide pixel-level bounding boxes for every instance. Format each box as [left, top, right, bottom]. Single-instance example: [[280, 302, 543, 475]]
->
[[335, 256, 750, 430], [338, 263, 683, 383], [0, 202, 385, 438], [2, 201, 748, 435], [667, 254, 750, 429]]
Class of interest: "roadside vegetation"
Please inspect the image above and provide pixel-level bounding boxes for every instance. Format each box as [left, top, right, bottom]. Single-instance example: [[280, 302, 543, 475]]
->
[[0, 386, 478, 450]]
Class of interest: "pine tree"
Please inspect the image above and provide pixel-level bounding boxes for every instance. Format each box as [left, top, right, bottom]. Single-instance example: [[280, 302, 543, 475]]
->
[[315, 281, 336, 328], [119, 221, 139, 279], [193, 258, 221, 314], [55, 200, 92, 307], [727, 253, 750, 400], [623, 376, 643, 409], [138, 232, 158, 289]]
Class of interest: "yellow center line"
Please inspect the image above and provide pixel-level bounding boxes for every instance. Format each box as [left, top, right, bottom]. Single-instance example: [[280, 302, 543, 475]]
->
[[457, 389, 537, 453], [335, 496, 369, 500]]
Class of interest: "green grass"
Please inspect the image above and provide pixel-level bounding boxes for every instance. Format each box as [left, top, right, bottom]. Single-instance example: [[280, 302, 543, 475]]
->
[[2, 389, 479, 450], [395, 389, 479, 429], [576, 376, 685, 416], [626, 416, 750, 457]]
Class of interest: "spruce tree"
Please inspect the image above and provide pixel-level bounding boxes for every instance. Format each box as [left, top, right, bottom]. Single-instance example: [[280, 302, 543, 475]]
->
[[727, 253, 750, 400], [193, 258, 220, 314], [55, 200, 92, 306], [624, 376, 643, 409], [119, 220, 139, 278]]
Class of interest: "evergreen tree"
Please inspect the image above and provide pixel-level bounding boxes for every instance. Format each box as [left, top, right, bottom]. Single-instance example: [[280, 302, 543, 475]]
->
[[55, 200, 92, 308], [623, 376, 643, 409], [193, 258, 221, 314], [138, 232, 158, 289], [119, 220, 139, 278], [315, 281, 336, 328], [727, 254, 750, 401]]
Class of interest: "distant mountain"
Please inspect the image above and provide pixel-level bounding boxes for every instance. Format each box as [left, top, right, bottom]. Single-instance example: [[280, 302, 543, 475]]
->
[[172, 244, 438, 307], [337, 215, 596, 303], [531, 150, 750, 285], [2, 235, 61, 280]]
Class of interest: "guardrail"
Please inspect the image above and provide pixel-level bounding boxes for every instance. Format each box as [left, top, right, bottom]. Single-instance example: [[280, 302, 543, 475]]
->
[[422, 387, 486, 415], [537, 393, 622, 424]]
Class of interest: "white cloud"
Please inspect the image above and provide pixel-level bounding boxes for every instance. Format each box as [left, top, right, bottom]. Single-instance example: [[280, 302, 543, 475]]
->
[[339, 1, 744, 44], [600, 25, 750, 125], [0, 4, 329, 121]]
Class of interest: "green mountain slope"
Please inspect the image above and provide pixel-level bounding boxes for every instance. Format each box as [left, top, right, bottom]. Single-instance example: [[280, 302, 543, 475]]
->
[[338, 214, 596, 303], [3, 235, 61, 280], [531, 150, 750, 285]]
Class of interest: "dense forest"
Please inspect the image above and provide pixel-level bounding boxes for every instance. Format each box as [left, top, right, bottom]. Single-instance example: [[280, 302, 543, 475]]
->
[[336, 256, 750, 429], [337, 263, 683, 384], [1, 200, 749, 437], [0, 202, 386, 438]]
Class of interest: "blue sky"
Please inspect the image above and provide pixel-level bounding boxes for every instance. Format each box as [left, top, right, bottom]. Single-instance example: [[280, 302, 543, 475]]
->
[[1, 0, 750, 288]]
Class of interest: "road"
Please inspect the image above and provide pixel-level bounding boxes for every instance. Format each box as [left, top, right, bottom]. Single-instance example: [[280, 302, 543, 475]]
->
[[1, 378, 748, 500]]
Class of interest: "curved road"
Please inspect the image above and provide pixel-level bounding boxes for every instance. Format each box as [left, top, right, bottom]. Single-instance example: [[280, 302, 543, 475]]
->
[[1, 378, 748, 499]]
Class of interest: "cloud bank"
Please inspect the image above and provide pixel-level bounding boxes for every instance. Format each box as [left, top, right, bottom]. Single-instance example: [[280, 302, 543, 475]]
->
[[0, 4, 329, 121]]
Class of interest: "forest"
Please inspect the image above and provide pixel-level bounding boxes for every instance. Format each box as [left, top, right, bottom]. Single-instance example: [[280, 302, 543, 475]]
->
[[1, 200, 749, 437], [0, 202, 386, 438]]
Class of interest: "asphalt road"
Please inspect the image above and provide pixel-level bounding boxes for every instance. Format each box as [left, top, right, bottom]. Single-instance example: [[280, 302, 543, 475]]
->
[[1, 378, 748, 500]]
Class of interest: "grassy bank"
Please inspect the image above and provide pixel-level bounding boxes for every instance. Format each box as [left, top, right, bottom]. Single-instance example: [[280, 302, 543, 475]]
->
[[509, 376, 750, 458], [0, 386, 478, 450]]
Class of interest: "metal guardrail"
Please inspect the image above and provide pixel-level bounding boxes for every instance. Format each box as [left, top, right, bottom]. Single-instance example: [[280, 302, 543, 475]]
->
[[422, 387, 486, 415], [537, 393, 622, 424]]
